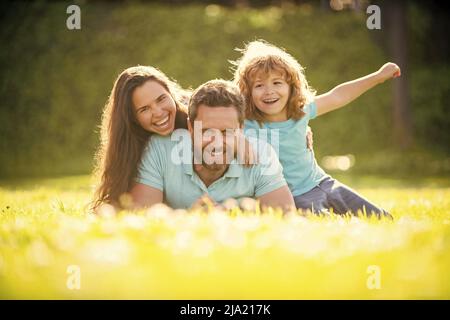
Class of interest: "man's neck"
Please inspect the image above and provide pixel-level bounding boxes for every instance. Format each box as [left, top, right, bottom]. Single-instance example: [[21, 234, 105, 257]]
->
[[193, 164, 229, 187]]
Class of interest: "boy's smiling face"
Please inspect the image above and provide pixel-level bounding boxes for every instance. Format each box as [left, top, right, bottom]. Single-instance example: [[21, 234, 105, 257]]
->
[[251, 70, 290, 122]]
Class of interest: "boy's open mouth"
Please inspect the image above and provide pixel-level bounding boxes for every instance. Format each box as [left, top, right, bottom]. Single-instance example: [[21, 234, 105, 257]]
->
[[262, 98, 279, 104]]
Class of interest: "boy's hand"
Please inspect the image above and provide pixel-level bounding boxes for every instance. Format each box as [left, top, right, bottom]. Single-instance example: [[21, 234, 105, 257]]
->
[[235, 130, 258, 167], [377, 62, 401, 83], [306, 126, 314, 151]]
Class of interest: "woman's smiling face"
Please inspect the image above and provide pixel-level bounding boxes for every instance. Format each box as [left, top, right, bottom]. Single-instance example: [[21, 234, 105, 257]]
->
[[132, 80, 177, 136]]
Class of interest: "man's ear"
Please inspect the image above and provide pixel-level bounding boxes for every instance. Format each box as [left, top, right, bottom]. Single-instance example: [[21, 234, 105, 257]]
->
[[187, 118, 192, 133]]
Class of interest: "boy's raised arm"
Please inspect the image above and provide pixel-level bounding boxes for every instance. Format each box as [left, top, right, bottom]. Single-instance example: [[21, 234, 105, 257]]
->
[[315, 62, 401, 116]]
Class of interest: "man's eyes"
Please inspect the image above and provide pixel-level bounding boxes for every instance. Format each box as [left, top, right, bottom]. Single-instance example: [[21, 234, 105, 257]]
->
[[202, 130, 238, 135]]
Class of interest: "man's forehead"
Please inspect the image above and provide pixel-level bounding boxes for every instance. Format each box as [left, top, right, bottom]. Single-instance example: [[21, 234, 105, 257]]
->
[[196, 104, 239, 124]]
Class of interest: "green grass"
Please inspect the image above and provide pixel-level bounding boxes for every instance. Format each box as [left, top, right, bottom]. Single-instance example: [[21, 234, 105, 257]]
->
[[0, 174, 449, 299]]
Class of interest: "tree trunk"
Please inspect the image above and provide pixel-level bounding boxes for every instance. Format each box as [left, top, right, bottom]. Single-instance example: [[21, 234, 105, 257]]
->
[[385, 0, 413, 149]]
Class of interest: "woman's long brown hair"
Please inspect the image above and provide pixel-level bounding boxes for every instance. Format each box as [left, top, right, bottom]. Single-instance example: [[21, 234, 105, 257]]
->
[[91, 66, 189, 211]]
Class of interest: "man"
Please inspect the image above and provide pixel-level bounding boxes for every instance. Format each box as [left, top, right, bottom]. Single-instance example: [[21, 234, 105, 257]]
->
[[130, 79, 294, 210]]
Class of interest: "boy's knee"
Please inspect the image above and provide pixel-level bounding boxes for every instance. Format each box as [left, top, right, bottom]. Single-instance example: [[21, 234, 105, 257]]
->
[[294, 199, 325, 215], [376, 209, 394, 220], [359, 206, 393, 220]]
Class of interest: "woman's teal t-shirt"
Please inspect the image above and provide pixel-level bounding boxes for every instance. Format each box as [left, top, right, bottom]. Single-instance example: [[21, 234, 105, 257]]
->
[[244, 101, 328, 196]]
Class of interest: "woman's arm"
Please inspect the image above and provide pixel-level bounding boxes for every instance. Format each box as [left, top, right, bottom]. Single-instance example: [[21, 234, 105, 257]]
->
[[315, 62, 401, 116], [129, 183, 163, 209]]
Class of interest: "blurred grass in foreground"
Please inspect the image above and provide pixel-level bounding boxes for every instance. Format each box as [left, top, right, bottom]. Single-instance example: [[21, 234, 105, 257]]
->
[[0, 175, 449, 299]]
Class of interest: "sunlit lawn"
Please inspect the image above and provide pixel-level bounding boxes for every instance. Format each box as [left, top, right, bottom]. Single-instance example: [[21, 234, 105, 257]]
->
[[0, 174, 449, 299]]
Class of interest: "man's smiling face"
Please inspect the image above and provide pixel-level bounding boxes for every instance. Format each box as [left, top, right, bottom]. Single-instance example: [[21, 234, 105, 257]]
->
[[189, 104, 242, 171]]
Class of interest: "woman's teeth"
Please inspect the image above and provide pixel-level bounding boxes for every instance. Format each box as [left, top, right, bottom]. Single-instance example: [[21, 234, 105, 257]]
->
[[154, 116, 170, 128]]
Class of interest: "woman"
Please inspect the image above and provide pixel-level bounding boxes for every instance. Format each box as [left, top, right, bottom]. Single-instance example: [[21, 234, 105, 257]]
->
[[92, 65, 190, 211]]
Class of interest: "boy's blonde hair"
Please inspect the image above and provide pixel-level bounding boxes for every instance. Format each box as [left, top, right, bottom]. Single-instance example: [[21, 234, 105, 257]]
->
[[232, 40, 316, 123]]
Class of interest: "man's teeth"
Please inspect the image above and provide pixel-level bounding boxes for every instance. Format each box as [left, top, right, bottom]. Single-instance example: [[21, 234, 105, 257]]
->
[[211, 150, 223, 156], [154, 116, 169, 127]]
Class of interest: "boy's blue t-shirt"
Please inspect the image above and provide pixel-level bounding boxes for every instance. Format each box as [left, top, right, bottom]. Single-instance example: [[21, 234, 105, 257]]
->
[[244, 101, 328, 197]]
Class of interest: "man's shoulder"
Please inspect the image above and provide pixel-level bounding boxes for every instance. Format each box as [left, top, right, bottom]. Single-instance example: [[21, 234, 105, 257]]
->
[[147, 129, 190, 150]]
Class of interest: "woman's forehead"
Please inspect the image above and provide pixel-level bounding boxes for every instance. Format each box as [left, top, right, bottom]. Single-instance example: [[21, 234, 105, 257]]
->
[[132, 80, 168, 108]]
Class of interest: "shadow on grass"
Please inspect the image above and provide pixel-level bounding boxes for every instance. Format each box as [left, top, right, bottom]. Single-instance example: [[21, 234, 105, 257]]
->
[[0, 174, 93, 192], [0, 172, 449, 192], [332, 173, 450, 189]]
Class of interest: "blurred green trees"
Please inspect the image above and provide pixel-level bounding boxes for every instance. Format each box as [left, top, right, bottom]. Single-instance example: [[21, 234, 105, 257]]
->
[[0, 1, 448, 177]]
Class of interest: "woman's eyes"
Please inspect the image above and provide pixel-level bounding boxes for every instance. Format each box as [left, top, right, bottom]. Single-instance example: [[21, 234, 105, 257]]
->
[[139, 96, 167, 114], [157, 95, 168, 103], [139, 106, 150, 113]]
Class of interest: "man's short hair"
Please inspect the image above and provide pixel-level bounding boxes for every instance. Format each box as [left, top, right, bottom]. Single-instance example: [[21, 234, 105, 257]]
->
[[189, 79, 245, 125]]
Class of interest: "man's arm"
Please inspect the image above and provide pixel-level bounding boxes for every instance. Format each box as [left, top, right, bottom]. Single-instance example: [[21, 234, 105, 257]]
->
[[191, 193, 222, 210], [129, 183, 163, 209], [258, 185, 295, 210], [315, 62, 401, 116]]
